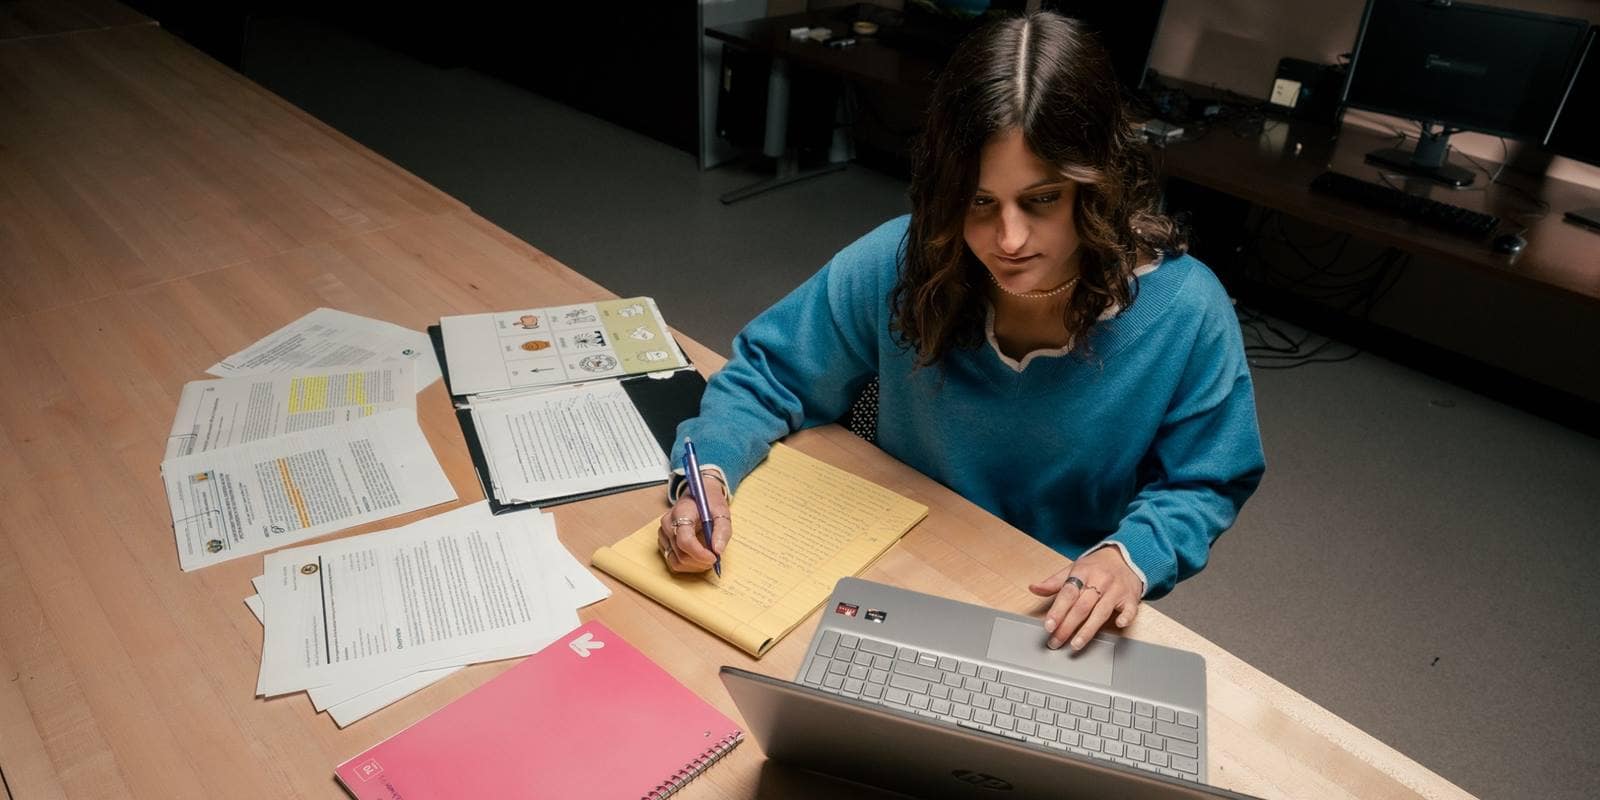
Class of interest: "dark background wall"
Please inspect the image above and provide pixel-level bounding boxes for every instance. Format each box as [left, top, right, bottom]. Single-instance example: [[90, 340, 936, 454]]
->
[[122, 1, 703, 155]]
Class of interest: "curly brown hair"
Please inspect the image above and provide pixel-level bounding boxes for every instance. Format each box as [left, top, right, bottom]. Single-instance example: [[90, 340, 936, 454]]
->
[[891, 11, 1185, 366]]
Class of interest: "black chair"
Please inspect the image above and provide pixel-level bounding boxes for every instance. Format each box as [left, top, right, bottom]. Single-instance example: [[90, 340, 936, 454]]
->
[[842, 375, 879, 444]]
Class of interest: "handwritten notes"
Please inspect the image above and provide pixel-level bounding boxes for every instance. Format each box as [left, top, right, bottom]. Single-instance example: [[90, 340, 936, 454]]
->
[[591, 444, 927, 656]]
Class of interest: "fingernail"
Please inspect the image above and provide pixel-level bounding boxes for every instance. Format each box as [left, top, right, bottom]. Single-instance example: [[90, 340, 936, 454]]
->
[[1118, 616, 1129, 626], [1072, 637, 1085, 650], [1047, 639, 1062, 650], [1044, 617, 1057, 631]]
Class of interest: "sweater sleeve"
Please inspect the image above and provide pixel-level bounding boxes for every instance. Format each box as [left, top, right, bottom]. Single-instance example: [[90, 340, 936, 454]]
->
[[1104, 276, 1266, 599], [669, 220, 898, 492]]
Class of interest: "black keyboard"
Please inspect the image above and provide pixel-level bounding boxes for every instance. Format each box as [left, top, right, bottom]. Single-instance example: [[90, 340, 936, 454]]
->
[[1309, 171, 1500, 238]]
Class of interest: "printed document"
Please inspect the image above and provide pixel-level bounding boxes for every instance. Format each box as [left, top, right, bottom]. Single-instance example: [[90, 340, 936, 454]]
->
[[470, 380, 669, 503], [255, 503, 570, 696], [247, 584, 463, 725], [245, 508, 607, 724], [209, 308, 441, 392], [166, 364, 414, 459], [303, 511, 604, 712], [439, 297, 685, 396], [161, 411, 455, 571]]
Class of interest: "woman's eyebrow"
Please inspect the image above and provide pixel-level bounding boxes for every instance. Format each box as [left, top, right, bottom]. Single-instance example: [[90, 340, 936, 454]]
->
[[974, 178, 1068, 195]]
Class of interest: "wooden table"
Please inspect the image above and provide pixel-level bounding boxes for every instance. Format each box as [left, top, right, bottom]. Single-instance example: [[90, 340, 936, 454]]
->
[[0, 20, 1475, 800]]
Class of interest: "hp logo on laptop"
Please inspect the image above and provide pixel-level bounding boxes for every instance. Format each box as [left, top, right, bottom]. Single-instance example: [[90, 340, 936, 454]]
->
[[951, 770, 1013, 791]]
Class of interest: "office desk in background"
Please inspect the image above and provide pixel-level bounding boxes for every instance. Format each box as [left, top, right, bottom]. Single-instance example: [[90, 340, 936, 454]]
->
[[706, 8, 939, 203], [707, 8, 942, 93], [1155, 114, 1600, 430], [1159, 121, 1600, 306], [0, 12, 1474, 800]]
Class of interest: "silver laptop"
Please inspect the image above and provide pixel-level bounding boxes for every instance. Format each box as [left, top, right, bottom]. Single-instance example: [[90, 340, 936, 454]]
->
[[720, 577, 1262, 799]]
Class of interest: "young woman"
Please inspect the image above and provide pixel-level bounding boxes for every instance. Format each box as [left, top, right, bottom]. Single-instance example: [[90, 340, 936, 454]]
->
[[658, 12, 1265, 651]]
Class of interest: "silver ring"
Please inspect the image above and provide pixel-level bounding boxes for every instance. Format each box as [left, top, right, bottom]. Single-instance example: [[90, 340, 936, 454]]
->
[[1064, 576, 1085, 592], [671, 516, 695, 527], [712, 514, 731, 521], [660, 544, 673, 560]]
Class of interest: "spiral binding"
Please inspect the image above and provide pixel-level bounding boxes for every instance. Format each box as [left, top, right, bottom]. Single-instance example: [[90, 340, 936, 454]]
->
[[644, 730, 745, 800]]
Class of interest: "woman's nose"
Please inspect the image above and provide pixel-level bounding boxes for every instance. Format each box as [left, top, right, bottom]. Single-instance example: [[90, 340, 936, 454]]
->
[[997, 205, 1028, 254]]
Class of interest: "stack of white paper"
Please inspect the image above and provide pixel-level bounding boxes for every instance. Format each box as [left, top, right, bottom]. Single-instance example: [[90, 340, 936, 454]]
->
[[245, 501, 608, 726], [165, 363, 417, 460], [163, 309, 450, 571], [209, 307, 443, 393]]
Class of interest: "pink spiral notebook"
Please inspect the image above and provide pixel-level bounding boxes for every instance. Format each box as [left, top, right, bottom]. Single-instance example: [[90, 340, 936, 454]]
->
[[335, 621, 743, 800]]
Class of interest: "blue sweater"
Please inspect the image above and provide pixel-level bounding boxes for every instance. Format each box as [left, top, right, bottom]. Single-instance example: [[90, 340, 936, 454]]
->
[[674, 216, 1265, 598]]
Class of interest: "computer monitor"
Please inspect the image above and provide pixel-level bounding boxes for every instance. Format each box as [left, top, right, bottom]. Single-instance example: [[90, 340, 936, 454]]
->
[[1547, 27, 1599, 165], [1546, 26, 1600, 230], [1341, 0, 1589, 187], [1041, 1, 1167, 90]]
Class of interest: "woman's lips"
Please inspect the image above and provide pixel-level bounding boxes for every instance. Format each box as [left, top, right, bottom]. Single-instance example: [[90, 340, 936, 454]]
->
[[995, 253, 1040, 266]]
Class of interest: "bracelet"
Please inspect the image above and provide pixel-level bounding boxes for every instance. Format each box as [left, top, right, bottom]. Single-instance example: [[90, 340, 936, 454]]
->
[[699, 469, 730, 500], [674, 468, 730, 503]]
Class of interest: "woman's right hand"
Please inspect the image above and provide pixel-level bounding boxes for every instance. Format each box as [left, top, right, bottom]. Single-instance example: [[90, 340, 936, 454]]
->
[[657, 475, 732, 573]]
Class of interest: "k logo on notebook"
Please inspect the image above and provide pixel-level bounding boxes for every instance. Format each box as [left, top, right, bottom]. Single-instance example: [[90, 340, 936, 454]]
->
[[568, 632, 605, 658]]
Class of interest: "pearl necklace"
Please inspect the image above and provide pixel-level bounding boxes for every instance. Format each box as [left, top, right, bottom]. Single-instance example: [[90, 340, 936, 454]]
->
[[988, 269, 1079, 299]]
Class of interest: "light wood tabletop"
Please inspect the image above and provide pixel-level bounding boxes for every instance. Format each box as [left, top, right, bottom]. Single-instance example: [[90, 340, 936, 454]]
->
[[0, 20, 1475, 800]]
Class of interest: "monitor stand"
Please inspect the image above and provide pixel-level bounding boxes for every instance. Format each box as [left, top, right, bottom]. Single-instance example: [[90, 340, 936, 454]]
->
[[1364, 123, 1476, 188]]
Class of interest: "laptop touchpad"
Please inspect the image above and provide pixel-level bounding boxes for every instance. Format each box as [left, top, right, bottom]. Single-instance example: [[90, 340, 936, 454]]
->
[[986, 618, 1115, 686]]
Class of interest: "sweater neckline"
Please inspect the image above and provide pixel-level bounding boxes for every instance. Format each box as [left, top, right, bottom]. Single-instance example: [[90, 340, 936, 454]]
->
[[983, 259, 1163, 374]]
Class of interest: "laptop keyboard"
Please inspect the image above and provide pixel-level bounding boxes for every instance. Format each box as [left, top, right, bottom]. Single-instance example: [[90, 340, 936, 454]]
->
[[801, 630, 1203, 782]]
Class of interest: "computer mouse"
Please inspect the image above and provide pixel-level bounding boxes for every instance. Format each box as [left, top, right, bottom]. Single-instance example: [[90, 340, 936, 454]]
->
[[1491, 233, 1526, 255]]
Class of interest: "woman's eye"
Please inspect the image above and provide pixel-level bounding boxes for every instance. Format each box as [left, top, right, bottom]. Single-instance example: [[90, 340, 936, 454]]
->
[[971, 196, 994, 207], [1029, 193, 1061, 206]]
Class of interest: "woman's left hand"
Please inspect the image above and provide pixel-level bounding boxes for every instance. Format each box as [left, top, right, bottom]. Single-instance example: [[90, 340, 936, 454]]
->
[[1029, 548, 1142, 651]]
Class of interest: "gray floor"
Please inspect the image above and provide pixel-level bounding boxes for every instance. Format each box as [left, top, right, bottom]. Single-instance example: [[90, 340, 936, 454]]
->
[[242, 18, 1599, 799]]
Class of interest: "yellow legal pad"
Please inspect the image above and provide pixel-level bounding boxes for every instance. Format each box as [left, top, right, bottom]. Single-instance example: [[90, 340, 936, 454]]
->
[[592, 443, 928, 657]]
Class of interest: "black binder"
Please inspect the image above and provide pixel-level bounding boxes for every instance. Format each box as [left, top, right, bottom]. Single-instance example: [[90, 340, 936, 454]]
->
[[427, 325, 707, 514]]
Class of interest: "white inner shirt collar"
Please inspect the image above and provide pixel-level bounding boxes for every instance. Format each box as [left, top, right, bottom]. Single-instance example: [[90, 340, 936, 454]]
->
[[983, 259, 1160, 373]]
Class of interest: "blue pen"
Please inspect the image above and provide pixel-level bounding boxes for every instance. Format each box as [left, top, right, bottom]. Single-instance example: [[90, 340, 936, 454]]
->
[[682, 437, 721, 576]]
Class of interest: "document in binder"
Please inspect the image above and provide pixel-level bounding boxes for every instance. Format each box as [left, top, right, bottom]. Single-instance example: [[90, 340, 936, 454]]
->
[[427, 324, 707, 514], [334, 621, 742, 800]]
